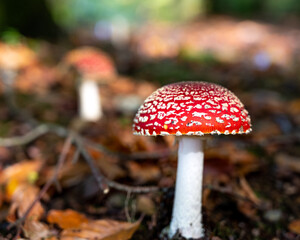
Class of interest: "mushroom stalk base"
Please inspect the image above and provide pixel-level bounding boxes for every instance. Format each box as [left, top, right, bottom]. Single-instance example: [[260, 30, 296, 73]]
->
[[79, 80, 102, 121], [169, 136, 204, 239]]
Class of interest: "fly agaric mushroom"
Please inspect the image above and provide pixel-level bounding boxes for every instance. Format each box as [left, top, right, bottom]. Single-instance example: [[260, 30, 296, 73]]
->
[[64, 47, 116, 121], [0, 42, 37, 114], [133, 81, 251, 239]]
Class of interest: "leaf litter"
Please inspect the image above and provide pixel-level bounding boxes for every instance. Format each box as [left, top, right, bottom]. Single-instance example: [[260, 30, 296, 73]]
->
[[0, 16, 299, 240]]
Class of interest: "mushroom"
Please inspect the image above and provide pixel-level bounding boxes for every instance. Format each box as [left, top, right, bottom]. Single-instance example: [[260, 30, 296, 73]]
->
[[132, 81, 252, 239], [0, 42, 37, 111], [63, 47, 116, 121]]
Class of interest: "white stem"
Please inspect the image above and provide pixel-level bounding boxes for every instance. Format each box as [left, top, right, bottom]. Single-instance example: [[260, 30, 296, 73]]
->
[[169, 136, 204, 239], [79, 80, 102, 121]]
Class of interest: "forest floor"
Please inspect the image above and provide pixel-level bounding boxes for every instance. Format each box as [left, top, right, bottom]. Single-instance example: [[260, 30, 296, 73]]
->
[[0, 17, 300, 240]]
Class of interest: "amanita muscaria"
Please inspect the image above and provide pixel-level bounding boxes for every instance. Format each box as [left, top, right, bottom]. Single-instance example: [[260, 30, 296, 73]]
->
[[64, 47, 116, 121], [0, 42, 37, 114], [133, 81, 252, 239]]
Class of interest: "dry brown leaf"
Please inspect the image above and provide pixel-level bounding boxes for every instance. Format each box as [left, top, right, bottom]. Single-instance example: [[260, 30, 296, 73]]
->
[[239, 177, 261, 206], [16, 65, 59, 95], [275, 153, 300, 173], [288, 219, 300, 234], [127, 161, 161, 184], [288, 99, 300, 124], [7, 183, 44, 222], [43, 159, 125, 189], [109, 76, 136, 94], [5, 178, 20, 201], [231, 178, 261, 220], [47, 209, 140, 240], [288, 99, 300, 115], [47, 209, 89, 229], [96, 157, 126, 180], [0, 160, 42, 184], [89, 149, 126, 180], [0, 147, 11, 161], [136, 195, 156, 215], [237, 199, 258, 220], [205, 142, 258, 176], [23, 220, 51, 240], [253, 120, 281, 143], [61, 219, 140, 240]]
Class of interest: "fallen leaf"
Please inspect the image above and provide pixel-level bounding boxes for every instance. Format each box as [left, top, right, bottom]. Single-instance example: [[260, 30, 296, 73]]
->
[[23, 220, 51, 240], [7, 183, 44, 222], [231, 177, 266, 220], [237, 200, 258, 220], [253, 120, 282, 144], [61, 219, 140, 240], [47, 209, 140, 240], [127, 161, 161, 184], [205, 142, 259, 176], [109, 76, 136, 95], [288, 99, 300, 115], [0, 147, 11, 161], [288, 219, 300, 234], [239, 176, 261, 206], [16, 65, 59, 95], [0, 160, 42, 184], [136, 195, 156, 215], [275, 153, 300, 173], [43, 159, 125, 189], [89, 149, 126, 180], [47, 209, 89, 229], [5, 178, 20, 201]]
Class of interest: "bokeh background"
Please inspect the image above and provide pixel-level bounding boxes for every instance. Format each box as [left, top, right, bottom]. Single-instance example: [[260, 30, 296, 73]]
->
[[0, 1, 300, 240]]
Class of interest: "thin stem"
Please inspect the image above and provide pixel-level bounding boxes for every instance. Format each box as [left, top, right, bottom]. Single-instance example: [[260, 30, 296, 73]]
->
[[169, 136, 204, 239]]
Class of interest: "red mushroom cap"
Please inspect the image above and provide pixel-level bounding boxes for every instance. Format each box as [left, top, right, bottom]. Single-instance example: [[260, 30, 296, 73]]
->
[[133, 81, 251, 136], [64, 47, 115, 80]]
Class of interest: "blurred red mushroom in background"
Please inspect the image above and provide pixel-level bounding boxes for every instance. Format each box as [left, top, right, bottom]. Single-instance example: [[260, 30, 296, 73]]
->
[[0, 42, 37, 114], [63, 47, 116, 121]]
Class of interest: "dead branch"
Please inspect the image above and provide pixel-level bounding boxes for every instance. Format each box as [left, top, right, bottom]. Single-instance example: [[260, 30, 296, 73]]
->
[[0, 123, 173, 160], [9, 134, 73, 237], [74, 136, 159, 193], [203, 184, 268, 210], [0, 124, 49, 147], [1, 124, 265, 202], [0, 123, 160, 193]]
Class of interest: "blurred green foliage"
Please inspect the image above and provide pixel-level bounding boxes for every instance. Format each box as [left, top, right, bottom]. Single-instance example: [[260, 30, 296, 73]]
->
[[0, 0, 300, 40], [209, 0, 300, 19], [1, 29, 23, 44], [49, 0, 205, 29]]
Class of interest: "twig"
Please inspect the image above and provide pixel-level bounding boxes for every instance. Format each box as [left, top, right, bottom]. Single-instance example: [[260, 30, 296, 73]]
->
[[74, 136, 109, 193], [2, 125, 265, 211], [125, 191, 132, 222], [0, 125, 49, 147], [203, 184, 267, 210], [76, 137, 175, 161], [1, 123, 273, 202], [0, 123, 161, 193], [74, 137, 159, 194], [0, 123, 173, 160], [8, 134, 73, 234]]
